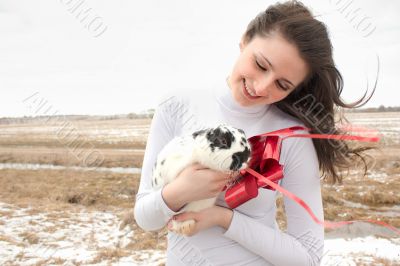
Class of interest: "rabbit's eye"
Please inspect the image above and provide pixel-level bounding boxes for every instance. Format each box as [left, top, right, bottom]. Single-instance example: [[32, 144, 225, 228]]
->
[[221, 139, 227, 146]]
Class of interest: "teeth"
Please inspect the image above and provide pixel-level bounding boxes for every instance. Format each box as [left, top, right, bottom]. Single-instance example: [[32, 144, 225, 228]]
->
[[244, 81, 257, 97], [247, 88, 256, 97]]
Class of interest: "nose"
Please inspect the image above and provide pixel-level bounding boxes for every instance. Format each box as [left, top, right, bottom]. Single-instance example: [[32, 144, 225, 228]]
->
[[254, 74, 275, 97]]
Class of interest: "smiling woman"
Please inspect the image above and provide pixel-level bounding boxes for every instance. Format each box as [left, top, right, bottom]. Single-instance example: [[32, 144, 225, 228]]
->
[[228, 32, 309, 106], [134, 1, 376, 265], [240, 2, 376, 184]]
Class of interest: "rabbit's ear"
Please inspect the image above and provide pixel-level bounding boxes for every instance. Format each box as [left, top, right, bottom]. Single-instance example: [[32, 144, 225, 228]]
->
[[192, 129, 206, 139], [237, 128, 245, 135]]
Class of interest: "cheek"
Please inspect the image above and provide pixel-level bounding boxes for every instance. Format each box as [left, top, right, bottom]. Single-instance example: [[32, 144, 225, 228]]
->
[[235, 57, 254, 76], [271, 90, 291, 102]]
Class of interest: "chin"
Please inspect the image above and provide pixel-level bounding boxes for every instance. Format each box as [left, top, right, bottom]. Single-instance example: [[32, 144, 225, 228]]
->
[[233, 91, 251, 106]]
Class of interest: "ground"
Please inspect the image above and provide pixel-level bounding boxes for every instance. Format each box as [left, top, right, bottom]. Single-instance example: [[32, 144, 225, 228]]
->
[[0, 113, 399, 265]]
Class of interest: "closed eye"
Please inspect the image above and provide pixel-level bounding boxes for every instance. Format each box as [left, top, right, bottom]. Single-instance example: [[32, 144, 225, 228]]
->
[[256, 60, 266, 71], [256, 59, 290, 92], [277, 82, 290, 91]]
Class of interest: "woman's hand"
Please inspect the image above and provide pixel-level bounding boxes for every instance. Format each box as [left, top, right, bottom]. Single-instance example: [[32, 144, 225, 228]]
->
[[167, 206, 233, 237], [162, 163, 230, 211]]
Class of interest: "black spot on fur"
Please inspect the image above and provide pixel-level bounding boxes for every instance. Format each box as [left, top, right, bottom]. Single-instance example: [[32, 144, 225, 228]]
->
[[238, 129, 245, 135], [241, 137, 246, 143], [206, 128, 235, 151], [229, 147, 250, 171], [161, 159, 165, 165]]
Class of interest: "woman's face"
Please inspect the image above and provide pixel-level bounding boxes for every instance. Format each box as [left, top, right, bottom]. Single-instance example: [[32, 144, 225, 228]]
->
[[228, 32, 309, 107]]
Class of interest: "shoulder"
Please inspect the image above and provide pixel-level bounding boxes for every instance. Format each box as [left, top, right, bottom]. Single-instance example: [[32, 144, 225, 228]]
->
[[268, 104, 307, 129], [154, 88, 217, 137]]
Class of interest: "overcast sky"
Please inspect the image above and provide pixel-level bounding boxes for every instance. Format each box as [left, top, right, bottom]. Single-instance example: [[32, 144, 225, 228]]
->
[[0, 0, 399, 117]]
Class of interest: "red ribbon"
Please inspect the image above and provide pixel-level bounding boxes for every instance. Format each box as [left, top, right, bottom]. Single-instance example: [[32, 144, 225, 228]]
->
[[224, 126, 400, 235]]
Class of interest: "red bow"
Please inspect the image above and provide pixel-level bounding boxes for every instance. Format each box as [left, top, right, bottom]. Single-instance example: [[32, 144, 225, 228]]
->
[[223, 126, 400, 235], [225, 126, 305, 208]]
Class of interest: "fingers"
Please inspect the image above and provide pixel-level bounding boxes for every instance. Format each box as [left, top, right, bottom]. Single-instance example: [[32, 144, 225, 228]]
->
[[191, 162, 207, 170], [172, 211, 197, 222], [204, 168, 229, 179], [192, 164, 230, 180], [219, 172, 231, 182]]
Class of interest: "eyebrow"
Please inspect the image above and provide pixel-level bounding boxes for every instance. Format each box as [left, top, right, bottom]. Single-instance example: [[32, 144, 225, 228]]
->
[[258, 53, 295, 88]]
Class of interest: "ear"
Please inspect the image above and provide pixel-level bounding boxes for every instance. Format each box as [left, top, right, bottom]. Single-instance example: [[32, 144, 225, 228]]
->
[[237, 128, 245, 135], [239, 35, 247, 52], [239, 41, 244, 52], [192, 129, 206, 139]]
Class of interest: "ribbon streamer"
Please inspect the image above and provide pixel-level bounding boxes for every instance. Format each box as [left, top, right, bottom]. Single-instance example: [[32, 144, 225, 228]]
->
[[245, 167, 400, 235]]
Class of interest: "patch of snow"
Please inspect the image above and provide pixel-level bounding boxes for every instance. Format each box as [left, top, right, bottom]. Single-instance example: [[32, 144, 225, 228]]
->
[[322, 236, 400, 265], [0, 202, 165, 265]]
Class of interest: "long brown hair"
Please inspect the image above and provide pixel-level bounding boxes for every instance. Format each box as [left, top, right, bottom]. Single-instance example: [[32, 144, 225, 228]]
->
[[242, 0, 377, 184]]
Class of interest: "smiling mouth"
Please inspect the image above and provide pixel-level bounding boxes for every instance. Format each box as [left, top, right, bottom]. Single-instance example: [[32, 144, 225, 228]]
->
[[242, 79, 260, 100]]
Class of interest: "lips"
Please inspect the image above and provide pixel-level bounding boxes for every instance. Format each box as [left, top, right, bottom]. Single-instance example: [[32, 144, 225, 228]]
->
[[242, 79, 260, 100]]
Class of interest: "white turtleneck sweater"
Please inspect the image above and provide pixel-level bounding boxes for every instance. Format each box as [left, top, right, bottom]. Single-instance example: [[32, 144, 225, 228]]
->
[[134, 79, 324, 266]]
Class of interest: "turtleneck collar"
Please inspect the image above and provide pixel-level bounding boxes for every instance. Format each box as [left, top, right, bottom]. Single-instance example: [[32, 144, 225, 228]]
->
[[214, 76, 270, 118]]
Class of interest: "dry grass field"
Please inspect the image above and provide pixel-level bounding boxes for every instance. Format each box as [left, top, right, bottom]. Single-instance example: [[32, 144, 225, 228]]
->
[[0, 113, 399, 265]]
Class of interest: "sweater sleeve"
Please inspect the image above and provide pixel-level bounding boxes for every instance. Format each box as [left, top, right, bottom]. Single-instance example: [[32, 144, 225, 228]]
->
[[223, 136, 324, 266], [134, 94, 183, 231]]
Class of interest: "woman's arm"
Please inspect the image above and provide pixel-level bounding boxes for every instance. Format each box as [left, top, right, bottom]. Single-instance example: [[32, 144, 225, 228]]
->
[[162, 165, 230, 212], [222, 136, 324, 266], [134, 95, 182, 231]]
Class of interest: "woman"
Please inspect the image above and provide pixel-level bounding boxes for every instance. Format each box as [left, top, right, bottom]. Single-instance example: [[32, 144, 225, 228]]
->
[[134, 1, 373, 265]]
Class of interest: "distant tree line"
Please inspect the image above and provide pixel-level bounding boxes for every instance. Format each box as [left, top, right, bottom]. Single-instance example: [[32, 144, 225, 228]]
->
[[126, 109, 155, 119], [1, 106, 398, 124], [346, 105, 400, 113], [0, 109, 155, 124]]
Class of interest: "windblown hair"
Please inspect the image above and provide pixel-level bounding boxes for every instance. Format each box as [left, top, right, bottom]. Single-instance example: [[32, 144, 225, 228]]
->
[[243, 0, 377, 184]]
